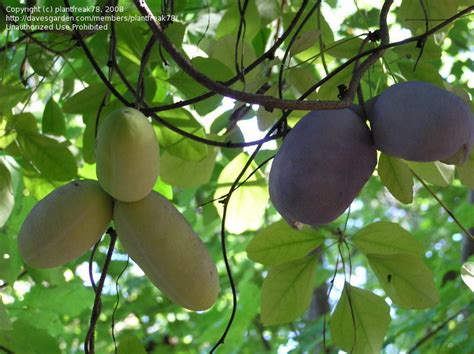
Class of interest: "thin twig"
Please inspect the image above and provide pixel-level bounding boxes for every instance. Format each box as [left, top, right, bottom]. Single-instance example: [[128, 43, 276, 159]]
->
[[412, 171, 473, 240], [407, 306, 468, 353], [278, 0, 321, 99]]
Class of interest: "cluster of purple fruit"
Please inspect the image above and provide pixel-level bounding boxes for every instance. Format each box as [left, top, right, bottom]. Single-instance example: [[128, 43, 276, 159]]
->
[[269, 81, 474, 226]]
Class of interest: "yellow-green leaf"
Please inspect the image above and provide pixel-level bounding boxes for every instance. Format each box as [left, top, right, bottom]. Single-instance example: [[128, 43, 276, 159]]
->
[[214, 153, 268, 234], [352, 221, 423, 256], [461, 262, 474, 292], [246, 220, 324, 266], [406, 161, 454, 187], [160, 149, 216, 188], [261, 255, 317, 326], [0, 161, 14, 227], [368, 253, 439, 309], [331, 283, 390, 354], [457, 151, 474, 189], [378, 154, 413, 204]]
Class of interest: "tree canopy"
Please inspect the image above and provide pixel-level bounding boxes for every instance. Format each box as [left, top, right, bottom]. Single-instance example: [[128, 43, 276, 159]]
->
[[0, 0, 473, 353]]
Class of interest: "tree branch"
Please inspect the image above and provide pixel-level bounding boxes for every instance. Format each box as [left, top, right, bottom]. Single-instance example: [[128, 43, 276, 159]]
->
[[145, 0, 310, 113], [134, 0, 348, 111], [344, 0, 393, 101]]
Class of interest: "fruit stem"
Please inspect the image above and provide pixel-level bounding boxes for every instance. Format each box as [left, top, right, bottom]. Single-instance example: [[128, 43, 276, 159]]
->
[[84, 228, 117, 354]]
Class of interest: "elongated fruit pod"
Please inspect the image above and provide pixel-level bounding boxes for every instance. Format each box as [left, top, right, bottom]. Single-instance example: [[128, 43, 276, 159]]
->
[[96, 107, 160, 202], [18, 180, 113, 268], [114, 192, 219, 311]]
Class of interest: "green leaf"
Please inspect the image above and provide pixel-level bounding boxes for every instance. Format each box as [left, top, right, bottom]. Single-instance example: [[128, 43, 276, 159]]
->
[[0, 299, 11, 331], [399, 0, 458, 34], [0, 319, 61, 354], [378, 154, 413, 204], [28, 46, 55, 77], [7, 113, 38, 133], [152, 177, 173, 200], [352, 221, 424, 257], [208, 35, 258, 79], [0, 161, 14, 227], [23, 280, 93, 317], [330, 283, 391, 354], [155, 109, 209, 161], [393, 38, 442, 61], [62, 83, 106, 115], [214, 153, 269, 234], [287, 67, 320, 99], [456, 151, 474, 188], [326, 37, 365, 58], [368, 253, 440, 309], [216, 0, 261, 40], [118, 335, 147, 354], [26, 266, 65, 287], [160, 149, 216, 188], [261, 255, 317, 326], [290, 28, 320, 55], [0, 84, 29, 111], [18, 133, 77, 181], [283, 10, 334, 62], [22, 174, 63, 200], [246, 220, 324, 266], [406, 161, 454, 187], [317, 65, 352, 101], [219, 281, 260, 353], [461, 262, 474, 292], [398, 61, 444, 87], [42, 98, 66, 136], [0, 196, 35, 284], [168, 57, 233, 115]]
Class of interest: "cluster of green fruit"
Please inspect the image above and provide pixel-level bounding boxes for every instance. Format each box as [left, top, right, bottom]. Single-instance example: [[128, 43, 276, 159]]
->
[[269, 81, 474, 227], [18, 108, 219, 311]]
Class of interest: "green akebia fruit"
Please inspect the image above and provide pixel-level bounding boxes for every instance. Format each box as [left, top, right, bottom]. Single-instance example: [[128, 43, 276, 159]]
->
[[18, 180, 113, 268], [269, 109, 376, 226], [369, 81, 474, 164], [114, 191, 220, 311], [96, 107, 159, 202]]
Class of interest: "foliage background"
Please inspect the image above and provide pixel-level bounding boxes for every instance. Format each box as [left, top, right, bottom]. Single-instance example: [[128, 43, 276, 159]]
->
[[0, 0, 473, 353]]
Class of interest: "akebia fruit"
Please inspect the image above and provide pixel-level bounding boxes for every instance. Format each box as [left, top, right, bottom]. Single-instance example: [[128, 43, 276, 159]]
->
[[369, 81, 474, 163], [96, 107, 159, 202], [18, 180, 113, 268], [269, 109, 376, 226], [114, 191, 219, 311]]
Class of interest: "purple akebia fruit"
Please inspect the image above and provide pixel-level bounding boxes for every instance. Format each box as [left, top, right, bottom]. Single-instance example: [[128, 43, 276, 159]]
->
[[269, 109, 377, 226], [368, 81, 474, 164]]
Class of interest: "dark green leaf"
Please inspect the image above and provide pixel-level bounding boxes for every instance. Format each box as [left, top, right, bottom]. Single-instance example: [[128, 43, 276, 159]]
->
[[18, 133, 77, 181], [42, 98, 66, 136], [62, 84, 106, 115]]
